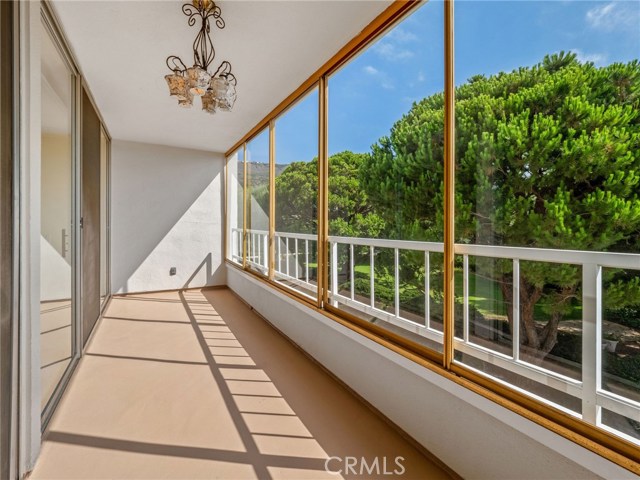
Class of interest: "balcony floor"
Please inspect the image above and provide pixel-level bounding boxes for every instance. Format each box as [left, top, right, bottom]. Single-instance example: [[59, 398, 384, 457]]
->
[[31, 287, 452, 479]]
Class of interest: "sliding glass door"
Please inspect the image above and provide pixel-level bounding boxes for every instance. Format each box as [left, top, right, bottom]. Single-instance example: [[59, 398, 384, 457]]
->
[[40, 17, 77, 414]]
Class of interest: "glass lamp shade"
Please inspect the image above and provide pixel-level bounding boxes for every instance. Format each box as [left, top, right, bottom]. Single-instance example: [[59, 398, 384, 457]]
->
[[216, 84, 236, 111], [165, 72, 188, 100], [210, 76, 230, 100], [178, 89, 194, 108], [187, 66, 211, 96], [201, 89, 217, 114]]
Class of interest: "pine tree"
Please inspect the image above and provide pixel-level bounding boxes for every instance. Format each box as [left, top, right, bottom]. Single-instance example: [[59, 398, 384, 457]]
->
[[363, 53, 640, 358]]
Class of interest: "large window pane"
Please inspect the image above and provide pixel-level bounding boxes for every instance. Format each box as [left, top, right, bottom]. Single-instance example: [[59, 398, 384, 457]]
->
[[274, 88, 318, 298], [40, 21, 75, 410], [226, 146, 244, 265], [246, 129, 269, 275], [453, 0, 640, 441], [327, 1, 444, 353]]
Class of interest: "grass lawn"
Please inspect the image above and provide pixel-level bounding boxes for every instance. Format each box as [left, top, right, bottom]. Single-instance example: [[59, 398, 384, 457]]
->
[[349, 263, 582, 322], [308, 260, 582, 322]]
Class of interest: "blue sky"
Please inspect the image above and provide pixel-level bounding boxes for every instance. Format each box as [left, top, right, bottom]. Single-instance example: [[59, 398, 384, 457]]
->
[[253, 0, 640, 165]]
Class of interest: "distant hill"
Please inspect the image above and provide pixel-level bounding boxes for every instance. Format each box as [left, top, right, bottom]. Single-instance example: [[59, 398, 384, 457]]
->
[[241, 162, 290, 188]]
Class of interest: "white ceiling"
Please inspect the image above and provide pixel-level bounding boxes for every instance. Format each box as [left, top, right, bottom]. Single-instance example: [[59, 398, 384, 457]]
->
[[51, 1, 392, 153]]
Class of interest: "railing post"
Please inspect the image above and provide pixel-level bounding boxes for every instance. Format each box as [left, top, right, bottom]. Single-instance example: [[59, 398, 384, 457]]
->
[[232, 229, 236, 259], [582, 263, 602, 425], [295, 239, 299, 279], [331, 241, 338, 306], [425, 251, 430, 329], [276, 234, 281, 274], [263, 233, 268, 271], [370, 246, 375, 308], [350, 244, 355, 300], [394, 248, 400, 318], [513, 258, 520, 360], [286, 237, 290, 277], [463, 254, 469, 342], [305, 239, 309, 284]]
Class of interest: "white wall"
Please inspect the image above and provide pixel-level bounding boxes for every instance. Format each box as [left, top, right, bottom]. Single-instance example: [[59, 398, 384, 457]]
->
[[227, 266, 634, 480], [111, 140, 225, 294]]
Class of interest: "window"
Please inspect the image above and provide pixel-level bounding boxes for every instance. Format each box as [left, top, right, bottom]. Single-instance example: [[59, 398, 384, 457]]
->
[[245, 129, 269, 275], [273, 87, 319, 299], [224, 0, 640, 466], [453, 0, 640, 444], [226, 146, 244, 265], [327, 1, 444, 353]]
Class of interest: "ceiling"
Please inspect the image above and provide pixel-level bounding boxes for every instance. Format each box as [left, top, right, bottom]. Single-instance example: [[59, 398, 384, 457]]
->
[[51, 1, 392, 153]]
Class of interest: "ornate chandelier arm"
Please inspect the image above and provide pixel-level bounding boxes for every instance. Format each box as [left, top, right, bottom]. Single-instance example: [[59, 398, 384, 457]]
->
[[181, 1, 225, 70], [212, 61, 237, 85], [166, 55, 188, 73]]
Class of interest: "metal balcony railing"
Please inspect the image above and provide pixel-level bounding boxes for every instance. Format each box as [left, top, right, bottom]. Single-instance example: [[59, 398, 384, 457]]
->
[[232, 227, 640, 444]]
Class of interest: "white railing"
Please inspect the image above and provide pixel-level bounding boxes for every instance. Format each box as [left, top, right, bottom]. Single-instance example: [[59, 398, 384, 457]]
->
[[231, 227, 640, 442]]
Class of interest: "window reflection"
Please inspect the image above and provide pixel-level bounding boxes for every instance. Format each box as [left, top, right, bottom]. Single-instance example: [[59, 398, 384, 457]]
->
[[40, 22, 75, 410]]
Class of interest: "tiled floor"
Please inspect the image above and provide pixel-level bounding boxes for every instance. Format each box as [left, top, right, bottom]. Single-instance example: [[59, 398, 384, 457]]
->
[[31, 287, 452, 479]]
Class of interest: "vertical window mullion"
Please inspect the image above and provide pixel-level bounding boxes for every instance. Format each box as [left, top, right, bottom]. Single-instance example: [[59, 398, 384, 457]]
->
[[269, 120, 275, 280], [318, 76, 328, 309], [443, 0, 455, 369], [242, 143, 247, 269]]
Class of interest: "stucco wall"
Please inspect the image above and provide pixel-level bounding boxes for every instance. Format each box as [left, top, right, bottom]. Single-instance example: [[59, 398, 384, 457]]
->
[[111, 140, 226, 294]]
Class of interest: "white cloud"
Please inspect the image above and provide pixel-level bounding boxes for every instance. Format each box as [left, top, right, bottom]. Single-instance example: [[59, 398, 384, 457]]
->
[[586, 2, 640, 30], [572, 49, 607, 65], [363, 65, 379, 75], [362, 65, 394, 90], [373, 42, 415, 61], [586, 2, 615, 27], [372, 26, 418, 61], [386, 27, 419, 44]]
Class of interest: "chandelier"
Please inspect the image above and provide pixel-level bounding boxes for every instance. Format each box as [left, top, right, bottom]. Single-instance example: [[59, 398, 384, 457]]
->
[[164, 0, 237, 113]]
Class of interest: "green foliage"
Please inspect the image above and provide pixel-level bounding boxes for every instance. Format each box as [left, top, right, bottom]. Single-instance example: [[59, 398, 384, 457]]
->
[[363, 52, 640, 354], [328, 151, 386, 238], [270, 52, 640, 361], [274, 151, 386, 238], [604, 306, 640, 330], [274, 159, 318, 233], [604, 353, 640, 385], [365, 52, 640, 251]]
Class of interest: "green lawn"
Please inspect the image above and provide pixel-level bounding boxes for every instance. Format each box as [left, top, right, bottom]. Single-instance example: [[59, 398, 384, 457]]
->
[[306, 260, 582, 321], [350, 263, 582, 321]]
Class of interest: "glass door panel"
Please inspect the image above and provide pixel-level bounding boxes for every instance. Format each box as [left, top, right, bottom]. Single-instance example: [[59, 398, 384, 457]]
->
[[40, 20, 75, 411]]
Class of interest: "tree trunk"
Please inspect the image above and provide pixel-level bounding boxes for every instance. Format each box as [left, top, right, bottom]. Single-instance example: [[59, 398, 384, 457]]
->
[[501, 276, 577, 363], [501, 275, 545, 360]]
